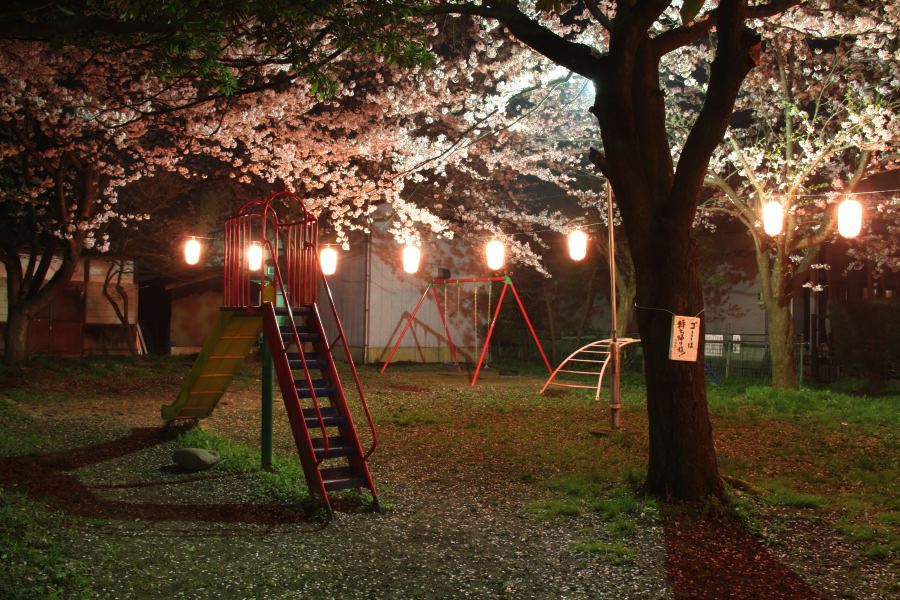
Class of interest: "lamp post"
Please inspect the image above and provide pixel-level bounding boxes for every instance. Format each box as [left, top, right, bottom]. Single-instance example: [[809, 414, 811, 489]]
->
[[606, 180, 621, 430]]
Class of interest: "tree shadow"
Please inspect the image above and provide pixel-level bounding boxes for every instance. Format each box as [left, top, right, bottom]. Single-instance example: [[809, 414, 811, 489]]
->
[[0, 427, 327, 526], [662, 502, 821, 599]]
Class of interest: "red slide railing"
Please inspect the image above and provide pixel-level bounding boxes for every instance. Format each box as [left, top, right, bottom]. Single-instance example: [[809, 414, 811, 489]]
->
[[316, 253, 378, 460], [263, 239, 330, 461]]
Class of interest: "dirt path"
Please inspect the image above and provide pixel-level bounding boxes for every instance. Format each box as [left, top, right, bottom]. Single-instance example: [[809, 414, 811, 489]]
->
[[663, 505, 821, 599]]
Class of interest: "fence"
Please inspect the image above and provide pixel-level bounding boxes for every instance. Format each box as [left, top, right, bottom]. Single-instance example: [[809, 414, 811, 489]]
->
[[491, 328, 809, 384]]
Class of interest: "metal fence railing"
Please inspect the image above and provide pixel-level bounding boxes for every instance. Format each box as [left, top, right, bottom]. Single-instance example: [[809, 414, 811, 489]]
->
[[493, 331, 798, 384]]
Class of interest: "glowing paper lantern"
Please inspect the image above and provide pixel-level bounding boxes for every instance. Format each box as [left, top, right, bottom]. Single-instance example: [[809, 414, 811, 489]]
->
[[837, 198, 862, 238], [320, 247, 338, 275], [567, 229, 588, 261], [485, 239, 505, 271], [184, 237, 201, 265], [247, 242, 263, 272], [762, 201, 784, 236], [402, 244, 421, 274]]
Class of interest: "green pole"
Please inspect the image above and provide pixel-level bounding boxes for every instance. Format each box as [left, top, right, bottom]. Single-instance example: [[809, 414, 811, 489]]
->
[[260, 330, 274, 471]]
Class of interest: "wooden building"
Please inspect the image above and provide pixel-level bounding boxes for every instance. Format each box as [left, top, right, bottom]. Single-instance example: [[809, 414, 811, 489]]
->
[[0, 256, 139, 356]]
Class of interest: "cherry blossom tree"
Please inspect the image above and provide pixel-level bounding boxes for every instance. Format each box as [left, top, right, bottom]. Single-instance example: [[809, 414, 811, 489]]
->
[[417, 0, 885, 500], [702, 11, 900, 388], [0, 3, 431, 362], [0, 43, 167, 361]]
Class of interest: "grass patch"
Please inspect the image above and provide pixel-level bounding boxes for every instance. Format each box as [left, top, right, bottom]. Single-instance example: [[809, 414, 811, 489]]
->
[[0, 400, 45, 457], [706, 383, 900, 428], [528, 472, 657, 543], [177, 428, 309, 504], [378, 405, 443, 427], [754, 478, 827, 509], [835, 520, 877, 542], [0, 491, 89, 599], [570, 540, 636, 564]]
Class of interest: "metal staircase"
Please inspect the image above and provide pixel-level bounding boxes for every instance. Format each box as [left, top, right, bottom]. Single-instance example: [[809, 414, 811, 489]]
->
[[165, 191, 377, 513], [227, 192, 377, 513], [261, 300, 378, 512]]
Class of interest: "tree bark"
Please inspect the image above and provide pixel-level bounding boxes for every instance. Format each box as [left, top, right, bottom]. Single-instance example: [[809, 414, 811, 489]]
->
[[632, 228, 723, 500], [103, 260, 138, 356], [614, 240, 637, 336], [575, 265, 599, 346], [1, 161, 98, 363], [3, 304, 31, 362], [765, 298, 797, 389]]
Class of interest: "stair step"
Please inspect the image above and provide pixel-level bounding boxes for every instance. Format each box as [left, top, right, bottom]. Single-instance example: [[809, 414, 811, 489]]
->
[[296, 379, 336, 398], [320, 466, 366, 491], [287, 356, 329, 370], [280, 326, 319, 342], [302, 406, 346, 427], [311, 436, 358, 460], [274, 306, 313, 316]]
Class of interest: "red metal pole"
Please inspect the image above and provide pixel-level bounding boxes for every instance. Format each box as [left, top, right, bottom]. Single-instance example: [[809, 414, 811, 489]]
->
[[509, 281, 552, 374], [380, 284, 432, 374], [431, 284, 460, 370], [471, 282, 508, 386]]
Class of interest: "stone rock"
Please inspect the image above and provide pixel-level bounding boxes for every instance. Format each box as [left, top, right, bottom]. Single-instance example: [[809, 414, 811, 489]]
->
[[173, 448, 221, 471]]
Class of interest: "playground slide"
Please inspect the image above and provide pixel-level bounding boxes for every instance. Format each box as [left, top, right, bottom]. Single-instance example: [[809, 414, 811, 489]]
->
[[161, 310, 263, 421]]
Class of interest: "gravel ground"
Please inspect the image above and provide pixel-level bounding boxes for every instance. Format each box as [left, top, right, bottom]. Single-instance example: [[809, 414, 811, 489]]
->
[[5, 368, 672, 599], [3, 362, 896, 599]]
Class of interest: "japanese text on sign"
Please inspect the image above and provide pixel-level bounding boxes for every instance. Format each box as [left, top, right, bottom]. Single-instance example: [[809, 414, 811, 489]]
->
[[669, 315, 700, 362]]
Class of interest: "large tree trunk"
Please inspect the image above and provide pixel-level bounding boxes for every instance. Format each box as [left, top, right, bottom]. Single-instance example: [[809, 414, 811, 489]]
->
[[766, 298, 797, 389], [3, 304, 31, 362], [615, 240, 637, 336], [633, 232, 723, 500], [575, 265, 599, 346]]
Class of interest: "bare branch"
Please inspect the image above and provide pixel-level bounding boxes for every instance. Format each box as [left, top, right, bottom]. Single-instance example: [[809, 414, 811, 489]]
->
[[585, 0, 613, 31]]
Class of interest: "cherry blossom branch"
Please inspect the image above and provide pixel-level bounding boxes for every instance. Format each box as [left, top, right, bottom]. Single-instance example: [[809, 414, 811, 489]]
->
[[430, 3, 599, 78], [652, 0, 803, 57]]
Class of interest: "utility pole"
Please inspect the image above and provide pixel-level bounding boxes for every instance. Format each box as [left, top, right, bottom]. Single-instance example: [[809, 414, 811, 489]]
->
[[606, 180, 621, 430]]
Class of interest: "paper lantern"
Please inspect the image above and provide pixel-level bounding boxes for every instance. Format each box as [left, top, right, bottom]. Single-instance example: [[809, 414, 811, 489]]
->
[[247, 242, 263, 272], [762, 201, 784, 236], [486, 239, 505, 271], [567, 230, 588, 261], [184, 237, 201, 265], [402, 244, 421, 274], [837, 198, 862, 238], [320, 247, 338, 275]]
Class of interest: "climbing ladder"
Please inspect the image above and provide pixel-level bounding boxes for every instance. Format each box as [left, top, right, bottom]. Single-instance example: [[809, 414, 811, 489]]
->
[[164, 192, 378, 512], [540, 338, 640, 401], [260, 287, 378, 511]]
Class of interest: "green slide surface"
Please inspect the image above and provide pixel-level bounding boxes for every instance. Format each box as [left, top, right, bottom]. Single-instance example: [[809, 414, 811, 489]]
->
[[161, 310, 263, 421]]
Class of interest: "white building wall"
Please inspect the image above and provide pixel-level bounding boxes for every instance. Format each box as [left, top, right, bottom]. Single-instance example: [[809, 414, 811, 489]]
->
[[322, 227, 489, 364]]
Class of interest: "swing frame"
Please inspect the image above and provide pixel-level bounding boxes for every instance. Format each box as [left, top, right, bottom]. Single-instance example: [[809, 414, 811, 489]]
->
[[379, 275, 552, 385]]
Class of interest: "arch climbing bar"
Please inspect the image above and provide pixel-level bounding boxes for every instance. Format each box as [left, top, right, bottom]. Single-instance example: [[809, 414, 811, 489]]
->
[[540, 338, 640, 402]]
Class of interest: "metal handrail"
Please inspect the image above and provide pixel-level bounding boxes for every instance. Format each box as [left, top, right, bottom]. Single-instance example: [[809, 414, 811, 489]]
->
[[315, 253, 378, 460], [262, 238, 331, 462]]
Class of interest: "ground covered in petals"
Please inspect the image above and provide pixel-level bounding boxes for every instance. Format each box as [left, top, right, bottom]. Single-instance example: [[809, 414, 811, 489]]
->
[[0, 357, 897, 599]]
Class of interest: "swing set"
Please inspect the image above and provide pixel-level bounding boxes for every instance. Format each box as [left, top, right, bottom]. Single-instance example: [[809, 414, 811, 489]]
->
[[379, 275, 552, 385]]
